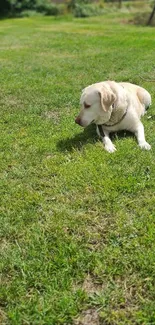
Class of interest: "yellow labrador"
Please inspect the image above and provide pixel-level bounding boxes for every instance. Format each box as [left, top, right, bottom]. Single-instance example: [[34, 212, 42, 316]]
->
[[75, 81, 151, 153]]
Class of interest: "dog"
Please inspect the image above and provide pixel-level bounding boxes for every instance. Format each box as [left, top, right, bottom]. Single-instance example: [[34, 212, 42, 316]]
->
[[75, 81, 151, 153]]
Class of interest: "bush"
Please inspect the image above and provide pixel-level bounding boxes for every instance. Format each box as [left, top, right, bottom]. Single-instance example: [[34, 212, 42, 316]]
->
[[67, 0, 104, 18], [67, 0, 92, 11], [0, 0, 11, 16], [0, 0, 60, 17], [36, 1, 60, 16], [7, 0, 37, 14], [18, 9, 41, 17], [73, 3, 104, 18], [0, 0, 104, 18]]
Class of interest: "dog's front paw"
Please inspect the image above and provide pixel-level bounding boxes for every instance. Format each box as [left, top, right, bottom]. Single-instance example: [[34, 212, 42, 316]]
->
[[105, 143, 116, 153], [139, 142, 151, 150]]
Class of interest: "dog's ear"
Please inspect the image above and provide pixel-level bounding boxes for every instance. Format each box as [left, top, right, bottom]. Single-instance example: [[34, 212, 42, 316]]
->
[[98, 87, 116, 112]]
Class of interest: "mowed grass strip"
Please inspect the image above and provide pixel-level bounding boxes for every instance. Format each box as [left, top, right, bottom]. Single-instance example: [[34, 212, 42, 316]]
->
[[0, 13, 155, 325]]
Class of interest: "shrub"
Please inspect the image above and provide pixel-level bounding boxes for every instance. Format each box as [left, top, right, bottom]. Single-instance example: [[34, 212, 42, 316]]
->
[[67, 0, 92, 11], [36, 1, 60, 16], [0, 0, 10, 15], [0, 0, 60, 17], [73, 3, 104, 18], [67, 0, 104, 18], [18, 9, 42, 17]]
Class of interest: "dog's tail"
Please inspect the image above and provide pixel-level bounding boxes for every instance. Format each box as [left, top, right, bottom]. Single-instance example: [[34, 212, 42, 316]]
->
[[137, 88, 151, 111]]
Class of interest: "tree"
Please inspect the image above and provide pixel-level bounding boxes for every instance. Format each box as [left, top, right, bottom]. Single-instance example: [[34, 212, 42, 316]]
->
[[147, 1, 155, 25], [0, 0, 10, 15]]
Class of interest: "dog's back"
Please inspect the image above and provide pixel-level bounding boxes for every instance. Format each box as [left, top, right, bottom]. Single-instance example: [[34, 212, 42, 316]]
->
[[120, 82, 151, 116]]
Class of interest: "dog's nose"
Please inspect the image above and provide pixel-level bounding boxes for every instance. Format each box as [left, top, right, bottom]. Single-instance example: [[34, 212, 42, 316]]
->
[[75, 116, 82, 125]]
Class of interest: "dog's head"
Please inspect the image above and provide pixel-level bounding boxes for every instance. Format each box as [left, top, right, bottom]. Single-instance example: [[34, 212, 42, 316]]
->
[[75, 83, 116, 127]]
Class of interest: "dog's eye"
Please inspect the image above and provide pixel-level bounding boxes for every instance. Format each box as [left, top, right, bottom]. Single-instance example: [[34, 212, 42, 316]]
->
[[84, 102, 91, 109]]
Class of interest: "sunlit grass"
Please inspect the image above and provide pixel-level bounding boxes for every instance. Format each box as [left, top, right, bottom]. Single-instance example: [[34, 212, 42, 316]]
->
[[0, 13, 155, 324]]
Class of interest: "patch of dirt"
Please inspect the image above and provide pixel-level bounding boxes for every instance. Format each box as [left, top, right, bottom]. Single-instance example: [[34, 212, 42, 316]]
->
[[73, 275, 103, 324], [73, 274, 103, 296], [74, 308, 100, 325], [82, 274, 102, 295], [42, 110, 60, 124], [0, 307, 7, 325], [0, 95, 23, 109], [0, 239, 10, 254]]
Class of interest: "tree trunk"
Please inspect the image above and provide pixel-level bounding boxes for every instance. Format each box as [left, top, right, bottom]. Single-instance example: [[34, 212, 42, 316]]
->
[[147, 2, 155, 25], [118, 0, 122, 9]]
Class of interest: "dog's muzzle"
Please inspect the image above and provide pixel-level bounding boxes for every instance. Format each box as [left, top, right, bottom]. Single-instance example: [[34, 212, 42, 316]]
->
[[75, 116, 83, 126]]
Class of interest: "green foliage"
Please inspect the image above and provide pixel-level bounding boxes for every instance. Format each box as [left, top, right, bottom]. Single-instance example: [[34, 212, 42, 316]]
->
[[67, 0, 104, 18], [36, 0, 60, 16], [18, 9, 42, 17], [68, 0, 93, 11], [0, 0, 60, 17], [0, 0, 10, 15], [73, 2, 104, 17]]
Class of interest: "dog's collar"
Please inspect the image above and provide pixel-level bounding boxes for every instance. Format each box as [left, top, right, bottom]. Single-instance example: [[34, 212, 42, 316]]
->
[[102, 105, 128, 127], [97, 106, 128, 136]]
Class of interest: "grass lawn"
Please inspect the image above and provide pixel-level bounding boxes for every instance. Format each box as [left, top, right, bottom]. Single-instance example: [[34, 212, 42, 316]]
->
[[0, 12, 155, 325]]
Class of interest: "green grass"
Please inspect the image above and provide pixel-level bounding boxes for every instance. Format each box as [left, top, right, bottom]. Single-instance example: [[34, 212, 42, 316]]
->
[[0, 12, 155, 325]]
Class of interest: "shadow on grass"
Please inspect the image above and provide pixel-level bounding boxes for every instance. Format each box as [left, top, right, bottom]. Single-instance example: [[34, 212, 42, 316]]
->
[[57, 127, 136, 152], [57, 125, 98, 152], [111, 130, 135, 141]]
